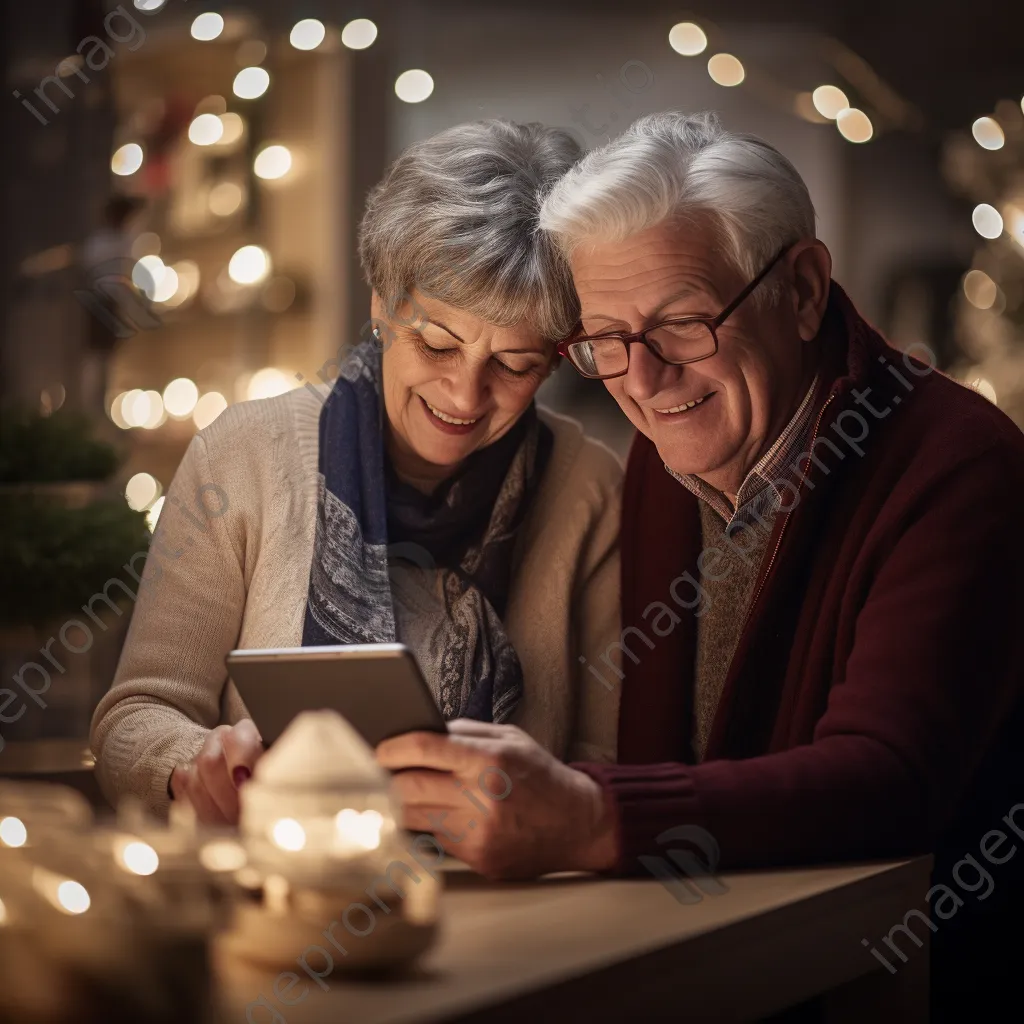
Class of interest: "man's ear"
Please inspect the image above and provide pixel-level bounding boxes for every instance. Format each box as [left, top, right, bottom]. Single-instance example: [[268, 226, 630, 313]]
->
[[785, 239, 832, 341]]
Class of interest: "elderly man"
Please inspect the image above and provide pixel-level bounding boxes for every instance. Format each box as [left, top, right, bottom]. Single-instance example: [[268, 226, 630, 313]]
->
[[378, 112, 1024, 1015]]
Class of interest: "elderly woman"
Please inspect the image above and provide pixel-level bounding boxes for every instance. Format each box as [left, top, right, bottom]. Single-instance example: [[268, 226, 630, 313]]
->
[[90, 120, 622, 823]]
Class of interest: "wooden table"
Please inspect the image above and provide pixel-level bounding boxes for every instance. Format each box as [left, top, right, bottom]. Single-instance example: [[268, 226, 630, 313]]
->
[[218, 856, 932, 1024]]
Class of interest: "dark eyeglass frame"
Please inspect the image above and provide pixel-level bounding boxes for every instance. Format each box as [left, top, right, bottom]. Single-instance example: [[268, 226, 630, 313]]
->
[[557, 244, 793, 380]]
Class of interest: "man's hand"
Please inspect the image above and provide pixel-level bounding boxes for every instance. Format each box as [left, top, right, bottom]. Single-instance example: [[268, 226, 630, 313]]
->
[[376, 720, 618, 880], [169, 719, 263, 825]]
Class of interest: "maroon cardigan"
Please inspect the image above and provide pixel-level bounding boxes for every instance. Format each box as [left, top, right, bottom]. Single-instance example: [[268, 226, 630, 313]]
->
[[576, 284, 1024, 891]]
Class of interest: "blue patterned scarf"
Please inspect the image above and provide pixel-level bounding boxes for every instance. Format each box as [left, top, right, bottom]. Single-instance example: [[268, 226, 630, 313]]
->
[[302, 341, 551, 723]]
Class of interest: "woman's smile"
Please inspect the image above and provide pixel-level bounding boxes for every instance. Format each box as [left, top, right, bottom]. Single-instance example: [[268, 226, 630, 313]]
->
[[419, 395, 486, 435]]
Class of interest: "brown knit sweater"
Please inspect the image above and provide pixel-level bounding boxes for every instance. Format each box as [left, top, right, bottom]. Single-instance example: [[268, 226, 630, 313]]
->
[[692, 500, 776, 760]]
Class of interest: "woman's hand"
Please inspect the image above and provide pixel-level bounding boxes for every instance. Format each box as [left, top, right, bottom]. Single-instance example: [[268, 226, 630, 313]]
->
[[169, 719, 263, 825]]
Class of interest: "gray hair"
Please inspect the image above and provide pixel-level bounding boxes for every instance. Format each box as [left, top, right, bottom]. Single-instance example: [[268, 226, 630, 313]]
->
[[359, 120, 582, 340], [538, 111, 816, 303]]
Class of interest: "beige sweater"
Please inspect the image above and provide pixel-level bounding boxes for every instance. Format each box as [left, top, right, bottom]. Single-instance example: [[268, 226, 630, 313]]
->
[[90, 387, 624, 815]]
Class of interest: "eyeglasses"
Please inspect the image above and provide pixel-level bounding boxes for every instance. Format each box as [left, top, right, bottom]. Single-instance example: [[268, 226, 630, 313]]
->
[[557, 245, 792, 380]]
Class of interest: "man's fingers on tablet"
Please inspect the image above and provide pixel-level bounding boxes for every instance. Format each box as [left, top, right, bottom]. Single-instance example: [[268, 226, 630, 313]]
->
[[390, 768, 461, 808], [376, 731, 484, 774]]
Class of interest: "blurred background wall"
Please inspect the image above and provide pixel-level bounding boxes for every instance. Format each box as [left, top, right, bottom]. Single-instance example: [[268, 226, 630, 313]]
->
[[1, 0, 1022, 748]]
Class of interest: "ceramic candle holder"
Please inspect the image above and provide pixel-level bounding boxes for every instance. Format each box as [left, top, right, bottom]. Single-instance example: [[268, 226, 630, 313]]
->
[[223, 710, 441, 973]]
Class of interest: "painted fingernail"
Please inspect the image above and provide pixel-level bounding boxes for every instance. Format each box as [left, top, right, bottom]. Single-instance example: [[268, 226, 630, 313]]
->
[[233, 766, 251, 787]]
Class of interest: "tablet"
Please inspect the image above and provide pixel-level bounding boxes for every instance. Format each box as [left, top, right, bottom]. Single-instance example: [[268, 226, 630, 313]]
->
[[226, 643, 447, 749]]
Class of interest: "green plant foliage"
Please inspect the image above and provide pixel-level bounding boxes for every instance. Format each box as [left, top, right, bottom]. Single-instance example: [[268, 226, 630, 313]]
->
[[0, 408, 121, 483], [0, 496, 151, 627]]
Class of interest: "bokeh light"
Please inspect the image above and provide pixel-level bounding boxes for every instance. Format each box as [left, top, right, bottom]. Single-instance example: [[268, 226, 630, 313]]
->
[[56, 880, 90, 915], [707, 54, 744, 87], [191, 12, 224, 41], [290, 19, 326, 51], [836, 108, 873, 143], [163, 377, 199, 417], [233, 66, 270, 99], [962, 269, 998, 310], [118, 841, 159, 876], [668, 22, 707, 56], [111, 143, 143, 176], [971, 117, 1005, 151], [125, 472, 160, 510], [209, 181, 244, 216], [395, 70, 434, 103], [972, 203, 1003, 239], [812, 85, 849, 120], [271, 818, 306, 851], [145, 496, 165, 532], [189, 113, 225, 146], [228, 245, 271, 285], [217, 112, 245, 146], [193, 391, 228, 429], [0, 816, 27, 848], [254, 144, 293, 180], [246, 367, 293, 401], [341, 19, 378, 50]]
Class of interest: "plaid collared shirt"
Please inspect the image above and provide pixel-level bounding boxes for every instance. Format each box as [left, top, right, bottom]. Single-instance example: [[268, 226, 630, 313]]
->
[[667, 372, 822, 529]]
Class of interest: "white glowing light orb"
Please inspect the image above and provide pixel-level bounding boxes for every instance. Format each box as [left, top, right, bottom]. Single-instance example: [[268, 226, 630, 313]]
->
[[228, 245, 271, 285], [0, 817, 27, 848], [119, 841, 159, 876], [193, 391, 228, 429], [395, 69, 434, 103], [707, 53, 744, 87], [668, 22, 707, 56], [254, 145, 292, 180], [111, 143, 143, 176], [812, 85, 849, 120], [163, 377, 199, 417], [271, 818, 307, 852], [233, 66, 270, 100], [290, 19, 326, 51], [125, 472, 159, 510], [341, 19, 377, 50], [191, 12, 224, 41], [972, 203, 1003, 240]]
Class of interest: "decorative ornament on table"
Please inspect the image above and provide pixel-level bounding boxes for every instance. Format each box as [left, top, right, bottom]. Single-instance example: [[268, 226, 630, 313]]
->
[[221, 709, 441, 973]]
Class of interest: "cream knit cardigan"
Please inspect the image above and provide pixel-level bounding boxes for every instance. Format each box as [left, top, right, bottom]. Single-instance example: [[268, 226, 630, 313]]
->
[[90, 386, 624, 815]]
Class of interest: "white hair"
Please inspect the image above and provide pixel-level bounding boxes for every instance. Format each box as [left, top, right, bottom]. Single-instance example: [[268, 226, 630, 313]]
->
[[538, 111, 816, 303], [359, 119, 581, 340]]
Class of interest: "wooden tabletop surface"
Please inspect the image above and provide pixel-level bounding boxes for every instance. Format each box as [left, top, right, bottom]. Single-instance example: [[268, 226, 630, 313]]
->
[[217, 856, 933, 1024]]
